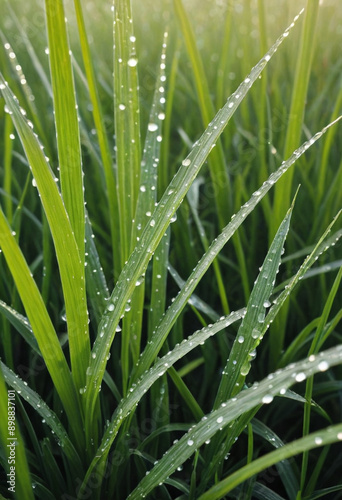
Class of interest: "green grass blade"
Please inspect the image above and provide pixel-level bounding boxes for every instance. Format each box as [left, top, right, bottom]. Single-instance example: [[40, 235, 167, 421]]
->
[[198, 423, 342, 500], [252, 419, 298, 498], [0, 75, 90, 395], [45, 0, 85, 263], [215, 198, 295, 406], [114, 0, 141, 270], [272, 1, 320, 236], [0, 205, 83, 447], [0, 300, 39, 354], [173, 0, 231, 228], [127, 346, 342, 499], [0, 362, 83, 476], [73, 0, 119, 275], [0, 368, 34, 500]]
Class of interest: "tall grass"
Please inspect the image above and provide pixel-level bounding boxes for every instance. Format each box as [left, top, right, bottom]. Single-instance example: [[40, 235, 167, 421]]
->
[[0, 0, 341, 499]]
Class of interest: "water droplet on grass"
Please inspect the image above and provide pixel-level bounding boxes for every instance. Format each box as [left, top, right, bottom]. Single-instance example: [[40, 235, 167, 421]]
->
[[295, 372, 306, 382], [148, 123, 158, 132], [182, 159, 191, 166], [262, 394, 273, 404], [187, 439, 194, 446], [127, 57, 138, 67], [318, 360, 329, 372]]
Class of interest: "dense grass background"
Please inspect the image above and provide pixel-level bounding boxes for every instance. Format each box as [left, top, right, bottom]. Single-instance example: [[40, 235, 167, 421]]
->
[[0, 0, 341, 499]]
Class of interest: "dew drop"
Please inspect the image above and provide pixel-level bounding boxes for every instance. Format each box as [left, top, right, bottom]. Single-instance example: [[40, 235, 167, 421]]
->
[[314, 436, 323, 445], [318, 360, 329, 372], [127, 57, 138, 67], [216, 416, 223, 424], [187, 439, 194, 446], [262, 394, 273, 404], [182, 159, 191, 167], [148, 123, 158, 132], [295, 372, 306, 382]]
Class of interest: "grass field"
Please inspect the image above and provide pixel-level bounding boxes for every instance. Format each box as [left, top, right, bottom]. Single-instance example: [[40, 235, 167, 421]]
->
[[0, 0, 342, 499]]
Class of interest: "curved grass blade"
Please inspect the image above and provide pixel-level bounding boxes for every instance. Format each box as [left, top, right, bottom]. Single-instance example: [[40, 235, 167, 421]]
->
[[0, 205, 83, 447], [0, 362, 83, 477], [79, 310, 245, 493], [132, 120, 342, 384], [198, 423, 342, 500], [0, 300, 39, 355], [251, 419, 298, 498], [85, 13, 306, 419], [0, 76, 90, 396], [0, 368, 34, 500], [127, 346, 342, 499]]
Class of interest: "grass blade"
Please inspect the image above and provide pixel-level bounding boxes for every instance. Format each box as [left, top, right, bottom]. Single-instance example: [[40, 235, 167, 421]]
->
[[127, 345, 342, 499], [0, 362, 83, 477], [73, 0, 119, 275], [114, 0, 141, 270], [198, 423, 342, 500], [0, 204, 83, 448], [272, 1, 320, 235], [173, 0, 230, 228], [215, 197, 295, 405], [0, 75, 90, 396], [0, 368, 34, 500], [45, 0, 85, 262]]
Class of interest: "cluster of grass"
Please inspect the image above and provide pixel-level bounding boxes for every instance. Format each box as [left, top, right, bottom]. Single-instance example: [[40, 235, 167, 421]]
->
[[0, 0, 341, 498]]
